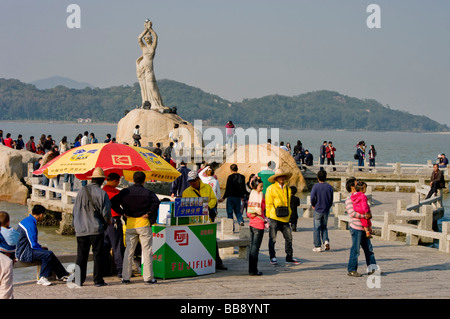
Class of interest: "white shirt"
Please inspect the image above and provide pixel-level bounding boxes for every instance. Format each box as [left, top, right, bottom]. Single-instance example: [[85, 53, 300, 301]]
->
[[81, 135, 88, 146], [200, 175, 221, 200]]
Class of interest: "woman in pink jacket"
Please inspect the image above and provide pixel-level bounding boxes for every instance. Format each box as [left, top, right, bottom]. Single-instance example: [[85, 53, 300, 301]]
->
[[247, 179, 266, 276]]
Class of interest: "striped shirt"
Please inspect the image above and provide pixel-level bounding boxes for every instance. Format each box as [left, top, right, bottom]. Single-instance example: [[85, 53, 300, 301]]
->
[[345, 195, 365, 231]]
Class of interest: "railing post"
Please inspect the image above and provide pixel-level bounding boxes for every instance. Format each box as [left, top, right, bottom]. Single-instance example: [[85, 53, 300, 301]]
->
[[340, 177, 347, 193], [397, 199, 406, 214], [419, 205, 433, 231], [62, 182, 70, 205], [383, 211, 395, 241], [394, 162, 402, 175], [238, 226, 250, 259], [439, 222, 450, 253], [333, 203, 347, 230], [303, 196, 312, 218], [346, 162, 354, 175]]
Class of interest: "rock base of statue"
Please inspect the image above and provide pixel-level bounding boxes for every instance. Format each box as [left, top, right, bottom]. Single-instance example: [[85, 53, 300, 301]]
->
[[214, 143, 307, 193], [115, 108, 202, 152]]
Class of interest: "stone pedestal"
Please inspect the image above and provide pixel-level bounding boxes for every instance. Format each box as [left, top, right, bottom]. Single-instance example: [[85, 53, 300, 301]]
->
[[115, 108, 202, 154]]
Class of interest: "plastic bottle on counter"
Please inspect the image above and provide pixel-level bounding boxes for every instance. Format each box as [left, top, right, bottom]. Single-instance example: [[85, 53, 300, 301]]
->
[[166, 211, 171, 226]]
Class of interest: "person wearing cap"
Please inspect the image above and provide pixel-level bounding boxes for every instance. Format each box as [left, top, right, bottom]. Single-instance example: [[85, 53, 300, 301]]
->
[[183, 170, 228, 270], [72, 167, 112, 287], [439, 154, 448, 168], [111, 171, 160, 285], [265, 169, 301, 265]]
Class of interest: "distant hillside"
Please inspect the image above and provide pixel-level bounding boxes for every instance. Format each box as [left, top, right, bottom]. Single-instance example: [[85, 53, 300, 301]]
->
[[0, 78, 447, 133], [30, 76, 95, 90]]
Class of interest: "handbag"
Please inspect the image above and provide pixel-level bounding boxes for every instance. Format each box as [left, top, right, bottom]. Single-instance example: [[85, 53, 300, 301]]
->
[[132, 133, 141, 140], [275, 186, 290, 217]]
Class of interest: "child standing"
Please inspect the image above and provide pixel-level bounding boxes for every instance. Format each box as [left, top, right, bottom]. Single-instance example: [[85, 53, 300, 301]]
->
[[351, 181, 372, 238], [0, 211, 20, 260], [246, 179, 266, 276], [289, 186, 300, 232]]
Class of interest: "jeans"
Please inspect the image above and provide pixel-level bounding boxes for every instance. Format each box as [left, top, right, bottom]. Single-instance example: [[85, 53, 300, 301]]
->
[[64, 173, 74, 191], [249, 226, 264, 274], [320, 156, 325, 170], [268, 218, 293, 260], [33, 249, 68, 279], [226, 134, 233, 149], [358, 158, 365, 170], [369, 159, 375, 167], [347, 227, 377, 273], [123, 226, 153, 282], [313, 212, 329, 248], [226, 197, 244, 224], [76, 234, 105, 286]]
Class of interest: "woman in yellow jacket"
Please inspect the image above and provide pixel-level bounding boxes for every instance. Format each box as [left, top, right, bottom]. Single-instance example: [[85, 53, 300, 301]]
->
[[266, 169, 301, 265]]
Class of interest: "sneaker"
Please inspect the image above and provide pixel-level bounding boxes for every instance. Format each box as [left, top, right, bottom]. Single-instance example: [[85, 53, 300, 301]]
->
[[312, 247, 322, 252], [347, 271, 362, 277], [286, 258, 301, 265], [57, 275, 71, 282], [37, 277, 52, 286], [324, 241, 330, 251], [145, 279, 157, 285], [239, 222, 244, 226], [270, 258, 277, 265], [121, 279, 131, 284]]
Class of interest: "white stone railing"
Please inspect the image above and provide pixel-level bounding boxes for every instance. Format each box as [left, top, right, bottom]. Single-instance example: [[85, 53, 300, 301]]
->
[[301, 160, 449, 177]]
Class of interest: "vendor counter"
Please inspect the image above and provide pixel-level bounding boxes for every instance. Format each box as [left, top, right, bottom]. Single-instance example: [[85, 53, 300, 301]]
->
[[151, 198, 217, 279]]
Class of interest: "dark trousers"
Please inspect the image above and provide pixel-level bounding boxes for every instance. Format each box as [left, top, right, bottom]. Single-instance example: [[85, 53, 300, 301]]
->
[[425, 183, 440, 199], [76, 234, 105, 286], [210, 208, 224, 267], [249, 226, 264, 274], [268, 218, 293, 260], [289, 210, 298, 227], [103, 217, 125, 276], [33, 249, 68, 279], [327, 157, 336, 171]]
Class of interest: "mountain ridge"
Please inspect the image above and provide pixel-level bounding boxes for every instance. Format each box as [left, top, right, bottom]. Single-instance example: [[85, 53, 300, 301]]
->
[[0, 77, 447, 133]]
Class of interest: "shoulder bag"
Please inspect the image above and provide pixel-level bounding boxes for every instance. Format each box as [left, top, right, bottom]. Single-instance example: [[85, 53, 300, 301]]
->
[[275, 186, 290, 217]]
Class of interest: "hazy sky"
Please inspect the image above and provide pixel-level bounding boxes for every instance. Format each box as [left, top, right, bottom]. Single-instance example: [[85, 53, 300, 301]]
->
[[1, 1, 449, 125]]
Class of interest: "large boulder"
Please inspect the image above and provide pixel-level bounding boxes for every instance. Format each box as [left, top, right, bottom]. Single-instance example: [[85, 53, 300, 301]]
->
[[115, 109, 202, 153], [0, 145, 42, 205], [214, 143, 307, 193]]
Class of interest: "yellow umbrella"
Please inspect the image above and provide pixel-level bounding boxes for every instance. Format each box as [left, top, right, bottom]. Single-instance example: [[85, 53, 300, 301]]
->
[[34, 142, 181, 182]]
